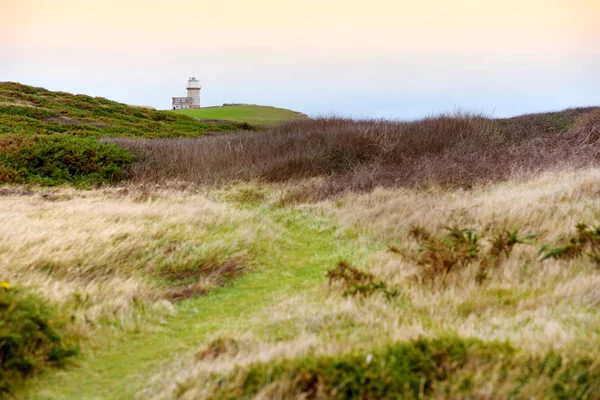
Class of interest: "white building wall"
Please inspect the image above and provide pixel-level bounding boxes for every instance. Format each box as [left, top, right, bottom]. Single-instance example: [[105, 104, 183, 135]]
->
[[187, 88, 200, 108], [186, 77, 201, 108]]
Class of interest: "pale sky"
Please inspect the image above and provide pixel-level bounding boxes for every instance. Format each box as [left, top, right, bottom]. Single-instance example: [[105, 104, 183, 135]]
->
[[1, 0, 599, 118]]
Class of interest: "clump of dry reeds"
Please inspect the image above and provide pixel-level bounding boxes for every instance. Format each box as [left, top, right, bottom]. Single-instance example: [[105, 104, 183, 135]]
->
[[108, 107, 599, 197]]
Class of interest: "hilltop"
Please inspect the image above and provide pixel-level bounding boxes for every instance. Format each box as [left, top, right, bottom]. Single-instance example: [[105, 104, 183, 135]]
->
[[0, 82, 258, 186], [174, 104, 308, 125], [0, 82, 256, 138]]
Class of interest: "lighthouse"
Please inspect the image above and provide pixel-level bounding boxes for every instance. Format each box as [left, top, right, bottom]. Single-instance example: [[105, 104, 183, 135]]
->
[[172, 77, 201, 110], [186, 76, 201, 108]]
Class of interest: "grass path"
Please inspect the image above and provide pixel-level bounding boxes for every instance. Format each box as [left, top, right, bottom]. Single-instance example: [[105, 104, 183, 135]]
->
[[24, 208, 369, 399]]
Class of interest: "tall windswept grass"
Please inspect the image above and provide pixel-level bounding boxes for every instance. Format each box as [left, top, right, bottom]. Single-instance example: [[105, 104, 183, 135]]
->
[[110, 107, 600, 197], [143, 169, 600, 400], [0, 187, 274, 335]]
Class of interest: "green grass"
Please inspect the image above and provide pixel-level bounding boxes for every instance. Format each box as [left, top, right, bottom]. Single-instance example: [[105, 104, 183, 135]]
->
[[0, 286, 77, 394], [174, 105, 308, 125], [21, 207, 363, 399], [209, 337, 599, 399], [0, 82, 256, 139], [0, 134, 132, 186], [0, 82, 263, 185]]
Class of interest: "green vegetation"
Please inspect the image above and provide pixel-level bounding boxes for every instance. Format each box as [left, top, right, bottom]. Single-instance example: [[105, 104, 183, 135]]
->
[[0, 82, 260, 185], [0, 284, 77, 394], [0, 82, 257, 138], [1, 82, 599, 398], [398, 226, 536, 285], [326, 260, 398, 299], [540, 223, 600, 264], [208, 337, 599, 399], [174, 104, 308, 125], [0, 134, 132, 186]]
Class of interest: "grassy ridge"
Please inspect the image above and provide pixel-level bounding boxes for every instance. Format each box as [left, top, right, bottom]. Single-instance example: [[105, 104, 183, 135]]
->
[[174, 104, 308, 125], [0, 82, 258, 185], [0, 82, 255, 138]]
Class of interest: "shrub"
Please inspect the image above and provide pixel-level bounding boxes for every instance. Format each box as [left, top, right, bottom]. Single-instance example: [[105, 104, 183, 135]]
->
[[113, 107, 600, 195], [571, 108, 600, 146], [540, 223, 600, 264], [261, 155, 331, 182], [408, 226, 480, 284], [233, 122, 258, 131], [0, 284, 77, 393], [0, 105, 58, 120], [327, 260, 398, 299], [491, 228, 537, 258], [0, 134, 133, 186], [205, 337, 600, 399], [399, 226, 534, 285]]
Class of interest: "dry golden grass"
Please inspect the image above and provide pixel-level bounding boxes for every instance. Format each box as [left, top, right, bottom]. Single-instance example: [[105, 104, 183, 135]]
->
[[323, 167, 600, 243], [4, 167, 600, 398], [0, 186, 274, 336], [5, 87, 600, 397], [143, 168, 600, 399]]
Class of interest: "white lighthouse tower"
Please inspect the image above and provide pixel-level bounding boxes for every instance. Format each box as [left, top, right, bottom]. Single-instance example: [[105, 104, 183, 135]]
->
[[186, 76, 201, 108]]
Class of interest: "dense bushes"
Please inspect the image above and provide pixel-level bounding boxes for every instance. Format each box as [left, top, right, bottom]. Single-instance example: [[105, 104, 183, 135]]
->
[[114, 107, 600, 196], [0, 105, 58, 120], [0, 134, 132, 185], [0, 284, 76, 393], [206, 337, 599, 399]]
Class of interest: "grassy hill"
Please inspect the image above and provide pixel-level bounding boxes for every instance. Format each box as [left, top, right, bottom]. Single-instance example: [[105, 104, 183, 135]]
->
[[174, 104, 308, 125], [0, 82, 256, 186], [0, 82, 254, 138], [2, 82, 600, 398]]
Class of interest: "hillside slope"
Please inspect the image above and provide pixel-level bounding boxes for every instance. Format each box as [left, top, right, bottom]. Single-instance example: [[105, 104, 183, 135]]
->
[[9, 168, 600, 399], [0, 82, 257, 186], [1, 88, 600, 398], [174, 104, 308, 125], [0, 82, 254, 138]]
